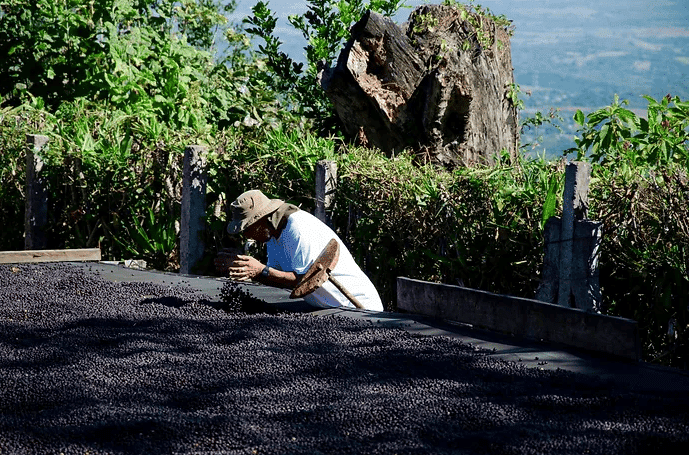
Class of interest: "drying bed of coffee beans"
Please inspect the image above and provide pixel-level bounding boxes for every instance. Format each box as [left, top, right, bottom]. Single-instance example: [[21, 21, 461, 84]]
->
[[0, 263, 687, 454]]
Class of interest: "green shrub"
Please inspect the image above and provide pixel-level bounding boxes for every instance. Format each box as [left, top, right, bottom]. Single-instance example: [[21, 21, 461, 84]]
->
[[0, 0, 296, 267], [0, 97, 192, 269], [589, 166, 688, 368], [330, 147, 564, 310], [567, 94, 688, 170], [566, 94, 689, 368]]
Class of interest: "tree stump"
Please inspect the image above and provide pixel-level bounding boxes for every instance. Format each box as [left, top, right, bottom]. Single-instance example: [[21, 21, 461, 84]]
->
[[319, 4, 519, 167]]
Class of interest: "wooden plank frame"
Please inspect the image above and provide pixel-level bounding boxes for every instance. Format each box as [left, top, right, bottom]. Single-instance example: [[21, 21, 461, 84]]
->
[[0, 248, 101, 264], [397, 276, 641, 361]]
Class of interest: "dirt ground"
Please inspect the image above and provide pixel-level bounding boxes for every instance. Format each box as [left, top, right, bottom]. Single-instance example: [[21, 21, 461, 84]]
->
[[0, 263, 687, 454]]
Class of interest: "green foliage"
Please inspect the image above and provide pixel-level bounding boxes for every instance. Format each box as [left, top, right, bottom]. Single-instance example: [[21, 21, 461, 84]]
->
[[587, 165, 688, 368], [541, 171, 560, 228], [0, 0, 299, 264], [0, 0, 105, 107], [328, 147, 562, 307], [442, 0, 513, 30], [521, 107, 564, 134], [505, 82, 525, 110], [412, 12, 439, 34], [0, 0, 226, 110], [567, 94, 689, 170], [242, 1, 303, 96], [564, 95, 689, 368], [112, 206, 178, 269], [209, 125, 337, 212], [0, 0, 285, 135], [0, 98, 193, 266], [0, 103, 35, 249], [174, 0, 236, 50], [512, 83, 566, 151]]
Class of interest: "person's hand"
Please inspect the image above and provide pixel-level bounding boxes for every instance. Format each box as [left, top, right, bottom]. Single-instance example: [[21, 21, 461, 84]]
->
[[214, 248, 242, 275], [227, 254, 264, 282]]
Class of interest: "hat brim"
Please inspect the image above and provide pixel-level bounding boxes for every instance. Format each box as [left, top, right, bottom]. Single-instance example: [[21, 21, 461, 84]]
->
[[227, 198, 284, 235]]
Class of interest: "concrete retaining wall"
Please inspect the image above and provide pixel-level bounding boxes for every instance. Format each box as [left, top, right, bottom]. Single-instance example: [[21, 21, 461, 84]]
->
[[397, 277, 640, 361]]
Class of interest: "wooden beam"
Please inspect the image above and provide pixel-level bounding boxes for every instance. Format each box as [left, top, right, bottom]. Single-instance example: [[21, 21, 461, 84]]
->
[[397, 277, 641, 361], [0, 248, 101, 264]]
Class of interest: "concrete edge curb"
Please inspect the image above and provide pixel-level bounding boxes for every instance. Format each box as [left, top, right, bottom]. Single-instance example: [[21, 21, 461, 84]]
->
[[397, 276, 641, 361]]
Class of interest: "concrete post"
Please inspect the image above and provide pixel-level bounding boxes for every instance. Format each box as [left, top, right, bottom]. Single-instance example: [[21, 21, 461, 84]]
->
[[180, 145, 208, 275], [25, 134, 50, 250], [571, 219, 602, 312], [535, 217, 561, 304], [315, 159, 337, 227], [537, 217, 602, 312], [536, 161, 600, 312], [558, 162, 591, 308]]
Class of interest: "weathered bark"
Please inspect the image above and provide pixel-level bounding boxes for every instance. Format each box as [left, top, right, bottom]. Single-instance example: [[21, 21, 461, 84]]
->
[[319, 5, 519, 167]]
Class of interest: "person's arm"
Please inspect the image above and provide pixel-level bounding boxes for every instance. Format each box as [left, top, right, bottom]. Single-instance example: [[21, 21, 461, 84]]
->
[[228, 254, 301, 289], [255, 265, 301, 289]]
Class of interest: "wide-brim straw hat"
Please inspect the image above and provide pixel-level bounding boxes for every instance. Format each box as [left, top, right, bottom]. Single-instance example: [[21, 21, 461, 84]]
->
[[226, 190, 284, 235]]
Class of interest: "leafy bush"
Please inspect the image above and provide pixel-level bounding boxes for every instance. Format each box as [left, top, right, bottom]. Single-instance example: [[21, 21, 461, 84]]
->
[[568, 94, 688, 170], [589, 167, 688, 368], [330, 148, 564, 311], [0, 98, 187, 268], [566, 94, 689, 368], [0, 0, 297, 267], [1, 0, 226, 111]]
